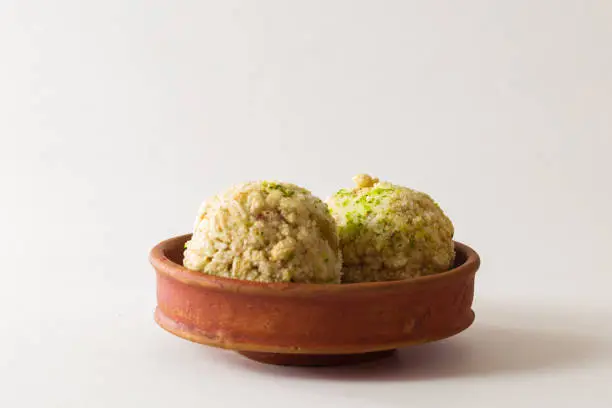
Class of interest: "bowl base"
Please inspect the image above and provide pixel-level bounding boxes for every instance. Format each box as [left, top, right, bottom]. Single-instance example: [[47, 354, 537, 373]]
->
[[237, 349, 396, 366]]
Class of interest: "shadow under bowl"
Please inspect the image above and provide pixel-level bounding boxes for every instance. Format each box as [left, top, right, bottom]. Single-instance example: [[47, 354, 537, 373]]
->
[[150, 234, 480, 366]]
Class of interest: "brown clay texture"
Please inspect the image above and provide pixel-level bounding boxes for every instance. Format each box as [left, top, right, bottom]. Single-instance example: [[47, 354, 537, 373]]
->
[[237, 349, 396, 366], [151, 234, 480, 356]]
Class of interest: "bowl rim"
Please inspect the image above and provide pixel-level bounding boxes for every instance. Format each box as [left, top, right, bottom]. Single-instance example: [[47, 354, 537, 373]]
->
[[150, 234, 480, 295]]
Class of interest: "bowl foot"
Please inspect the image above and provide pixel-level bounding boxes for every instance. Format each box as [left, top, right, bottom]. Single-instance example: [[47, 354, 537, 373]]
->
[[237, 349, 396, 366]]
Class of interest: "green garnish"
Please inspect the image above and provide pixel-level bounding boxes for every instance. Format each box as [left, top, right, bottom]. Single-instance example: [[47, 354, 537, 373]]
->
[[343, 211, 366, 237], [367, 186, 396, 198], [334, 188, 353, 197], [262, 181, 295, 197]]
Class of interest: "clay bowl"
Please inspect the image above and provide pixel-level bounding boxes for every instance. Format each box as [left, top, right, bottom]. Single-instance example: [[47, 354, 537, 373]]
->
[[151, 234, 480, 366]]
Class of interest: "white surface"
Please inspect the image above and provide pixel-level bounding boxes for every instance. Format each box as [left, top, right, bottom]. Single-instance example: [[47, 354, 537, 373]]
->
[[1, 1, 611, 407]]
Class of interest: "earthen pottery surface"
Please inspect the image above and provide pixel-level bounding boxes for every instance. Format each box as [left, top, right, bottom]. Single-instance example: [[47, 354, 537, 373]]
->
[[237, 349, 396, 366], [150, 234, 480, 366]]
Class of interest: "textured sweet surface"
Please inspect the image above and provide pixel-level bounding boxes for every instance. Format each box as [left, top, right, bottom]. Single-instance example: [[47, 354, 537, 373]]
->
[[183, 181, 342, 283], [327, 174, 455, 282]]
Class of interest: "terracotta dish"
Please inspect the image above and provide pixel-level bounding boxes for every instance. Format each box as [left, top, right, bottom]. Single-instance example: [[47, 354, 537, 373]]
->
[[151, 234, 480, 366]]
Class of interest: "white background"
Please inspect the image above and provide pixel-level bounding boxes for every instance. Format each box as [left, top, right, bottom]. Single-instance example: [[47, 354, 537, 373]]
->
[[1, 1, 611, 407]]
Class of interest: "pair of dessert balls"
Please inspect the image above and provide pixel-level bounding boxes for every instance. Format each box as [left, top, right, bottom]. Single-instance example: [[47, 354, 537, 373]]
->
[[183, 175, 455, 284]]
